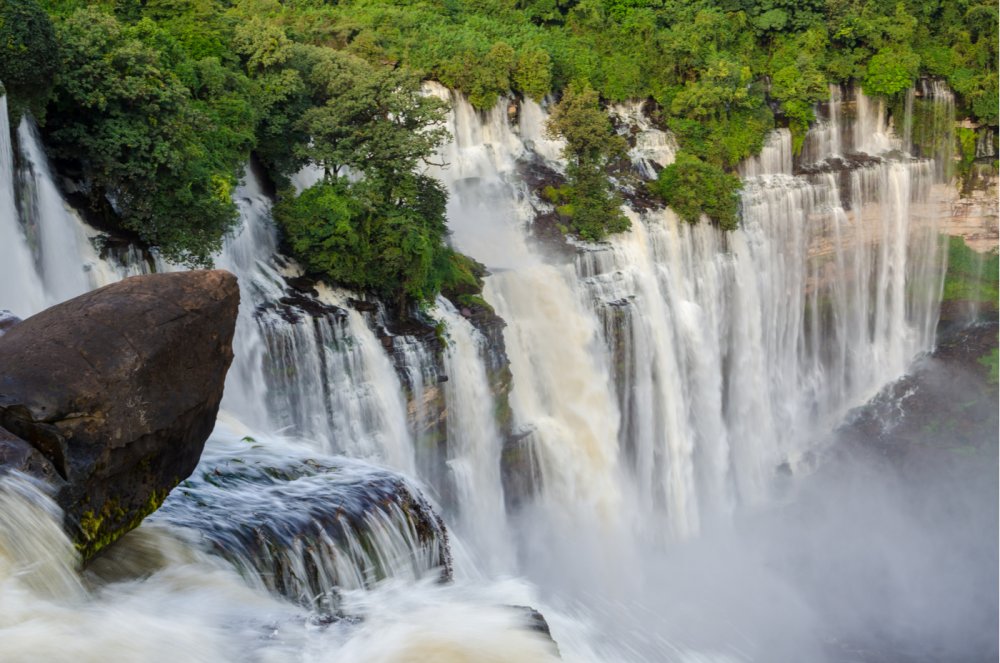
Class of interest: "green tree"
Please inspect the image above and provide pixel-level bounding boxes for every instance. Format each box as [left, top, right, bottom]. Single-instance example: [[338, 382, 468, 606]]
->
[[0, 0, 58, 116], [546, 80, 628, 240], [275, 174, 453, 304], [45, 8, 240, 266], [294, 47, 448, 181], [652, 151, 741, 231], [769, 28, 829, 152], [514, 46, 552, 101], [863, 46, 920, 97]]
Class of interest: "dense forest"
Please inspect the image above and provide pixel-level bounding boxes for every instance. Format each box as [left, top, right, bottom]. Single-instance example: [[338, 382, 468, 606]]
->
[[1, 0, 996, 303]]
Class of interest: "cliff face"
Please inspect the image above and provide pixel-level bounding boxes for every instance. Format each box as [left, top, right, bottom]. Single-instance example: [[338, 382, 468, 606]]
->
[[935, 179, 999, 253]]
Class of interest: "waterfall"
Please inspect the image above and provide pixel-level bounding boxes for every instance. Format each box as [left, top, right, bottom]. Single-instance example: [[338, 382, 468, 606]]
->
[[0, 74, 962, 662], [582, 90, 943, 536], [435, 298, 512, 572], [427, 84, 946, 543], [428, 86, 624, 523], [15, 120, 92, 303], [0, 97, 48, 317]]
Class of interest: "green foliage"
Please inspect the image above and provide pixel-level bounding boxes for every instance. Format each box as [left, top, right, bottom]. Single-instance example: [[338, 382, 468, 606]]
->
[[45, 7, 243, 266], [0, 0, 58, 116], [768, 28, 829, 152], [514, 46, 552, 101], [652, 151, 741, 230], [941, 235, 999, 305], [863, 46, 920, 98], [291, 46, 449, 183], [956, 126, 978, 187], [275, 175, 455, 303], [24, 0, 998, 295], [546, 80, 628, 240], [547, 80, 625, 163], [438, 250, 490, 313], [979, 348, 999, 385]]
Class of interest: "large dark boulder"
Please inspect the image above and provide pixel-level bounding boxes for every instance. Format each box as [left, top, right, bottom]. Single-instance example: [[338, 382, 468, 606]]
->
[[0, 270, 239, 561]]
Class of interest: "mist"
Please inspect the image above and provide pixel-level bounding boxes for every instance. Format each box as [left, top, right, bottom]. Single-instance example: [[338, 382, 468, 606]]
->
[[515, 336, 998, 663]]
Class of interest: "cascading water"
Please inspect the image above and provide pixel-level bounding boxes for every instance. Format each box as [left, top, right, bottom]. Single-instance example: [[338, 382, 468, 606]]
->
[[578, 86, 944, 538], [0, 71, 975, 661], [0, 105, 565, 660], [0, 95, 46, 318], [435, 297, 512, 572], [427, 84, 625, 525], [15, 119, 92, 304]]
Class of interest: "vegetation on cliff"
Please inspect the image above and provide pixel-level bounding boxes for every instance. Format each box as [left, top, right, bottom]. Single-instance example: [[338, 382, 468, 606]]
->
[[2, 0, 996, 297], [544, 80, 629, 240], [942, 235, 999, 306]]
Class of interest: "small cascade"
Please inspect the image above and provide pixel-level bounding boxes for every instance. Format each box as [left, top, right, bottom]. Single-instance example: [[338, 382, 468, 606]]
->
[[248, 294, 416, 473], [913, 78, 957, 182], [151, 431, 450, 613], [0, 95, 46, 318], [610, 101, 676, 178], [801, 84, 845, 164], [740, 128, 793, 177], [854, 91, 900, 155], [517, 97, 565, 167], [15, 119, 92, 303], [976, 127, 996, 159]]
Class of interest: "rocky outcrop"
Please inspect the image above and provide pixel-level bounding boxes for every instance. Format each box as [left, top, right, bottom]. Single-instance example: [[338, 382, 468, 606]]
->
[[0, 310, 19, 336], [151, 443, 452, 613], [0, 270, 239, 561]]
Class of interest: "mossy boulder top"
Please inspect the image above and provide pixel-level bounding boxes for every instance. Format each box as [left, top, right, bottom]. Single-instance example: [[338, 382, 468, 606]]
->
[[0, 270, 239, 561]]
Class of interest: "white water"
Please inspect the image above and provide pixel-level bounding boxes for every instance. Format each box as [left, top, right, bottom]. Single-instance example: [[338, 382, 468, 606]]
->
[[0, 97, 46, 318], [0, 79, 960, 661], [436, 298, 512, 572]]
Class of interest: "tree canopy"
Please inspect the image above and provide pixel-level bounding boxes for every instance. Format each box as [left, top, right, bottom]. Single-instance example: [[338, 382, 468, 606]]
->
[[0, 0, 994, 296]]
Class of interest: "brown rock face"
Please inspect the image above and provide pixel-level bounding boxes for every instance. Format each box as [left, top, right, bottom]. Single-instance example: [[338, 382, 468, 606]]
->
[[0, 270, 239, 561]]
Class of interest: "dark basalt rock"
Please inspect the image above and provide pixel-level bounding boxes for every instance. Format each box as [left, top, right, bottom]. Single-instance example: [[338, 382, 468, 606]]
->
[[0, 425, 63, 485], [514, 604, 561, 654], [0, 270, 239, 561]]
